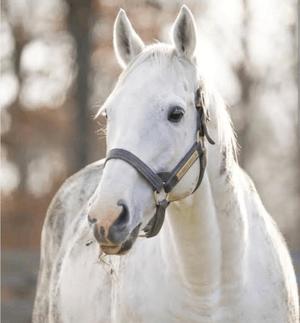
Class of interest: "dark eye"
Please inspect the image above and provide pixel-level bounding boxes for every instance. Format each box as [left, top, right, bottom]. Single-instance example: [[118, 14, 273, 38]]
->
[[102, 110, 107, 119], [168, 106, 185, 123]]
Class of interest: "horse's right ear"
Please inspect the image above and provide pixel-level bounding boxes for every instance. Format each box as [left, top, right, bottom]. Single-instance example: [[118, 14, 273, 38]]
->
[[171, 5, 197, 59], [113, 9, 145, 69]]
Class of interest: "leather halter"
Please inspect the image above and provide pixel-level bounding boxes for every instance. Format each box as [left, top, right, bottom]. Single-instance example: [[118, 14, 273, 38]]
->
[[105, 88, 215, 238]]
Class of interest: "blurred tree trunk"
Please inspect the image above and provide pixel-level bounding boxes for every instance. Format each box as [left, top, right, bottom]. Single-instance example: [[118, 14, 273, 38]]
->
[[10, 25, 28, 192], [67, 0, 92, 172], [235, 0, 253, 168]]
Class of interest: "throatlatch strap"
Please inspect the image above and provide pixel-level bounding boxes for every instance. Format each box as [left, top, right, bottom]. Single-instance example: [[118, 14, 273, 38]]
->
[[192, 143, 206, 193], [105, 149, 164, 192]]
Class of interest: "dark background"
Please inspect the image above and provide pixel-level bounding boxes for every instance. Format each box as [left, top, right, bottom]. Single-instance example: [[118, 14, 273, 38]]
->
[[1, 0, 299, 322]]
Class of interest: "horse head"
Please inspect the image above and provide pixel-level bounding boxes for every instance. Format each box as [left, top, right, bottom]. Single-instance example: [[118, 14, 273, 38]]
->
[[88, 6, 208, 255]]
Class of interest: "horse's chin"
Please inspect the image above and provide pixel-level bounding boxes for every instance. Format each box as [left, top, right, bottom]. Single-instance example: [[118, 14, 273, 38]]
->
[[100, 223, 141, 256]]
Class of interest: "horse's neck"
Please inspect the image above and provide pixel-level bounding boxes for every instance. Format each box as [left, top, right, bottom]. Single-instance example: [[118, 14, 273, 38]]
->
[[163, 175, 221, 297], [162, 122, 248, 301]]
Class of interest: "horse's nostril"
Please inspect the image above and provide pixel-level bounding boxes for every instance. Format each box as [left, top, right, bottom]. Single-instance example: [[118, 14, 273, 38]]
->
[[93, 224, 106, 243], [87, 214, 97, 224], [114, 200, 130, 228], [107, 201, 130, 244]]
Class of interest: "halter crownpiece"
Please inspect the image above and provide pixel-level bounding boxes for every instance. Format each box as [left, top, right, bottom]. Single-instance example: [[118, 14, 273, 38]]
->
[[105, 86, 215, 238]]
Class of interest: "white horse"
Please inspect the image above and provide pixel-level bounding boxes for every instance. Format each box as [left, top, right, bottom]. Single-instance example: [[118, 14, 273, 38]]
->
[[33, 6, 299, 323]]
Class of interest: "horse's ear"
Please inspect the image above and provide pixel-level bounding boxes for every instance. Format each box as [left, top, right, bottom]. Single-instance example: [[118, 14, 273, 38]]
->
[[171, 5, 197, 59], [113, 9, 145, 68]]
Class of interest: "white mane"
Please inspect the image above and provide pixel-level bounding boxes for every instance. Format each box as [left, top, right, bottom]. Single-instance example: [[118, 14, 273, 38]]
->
[[205, 84, 238, 166]]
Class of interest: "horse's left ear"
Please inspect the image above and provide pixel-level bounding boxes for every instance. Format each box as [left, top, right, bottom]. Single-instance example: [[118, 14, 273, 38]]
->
[[171, 5, 197, 59], [113, 9, 145, 68]]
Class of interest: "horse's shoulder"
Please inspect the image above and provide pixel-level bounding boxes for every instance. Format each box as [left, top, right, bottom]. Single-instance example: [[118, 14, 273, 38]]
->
[[42, 159, 105, 248], [33, 160, 105, 322]]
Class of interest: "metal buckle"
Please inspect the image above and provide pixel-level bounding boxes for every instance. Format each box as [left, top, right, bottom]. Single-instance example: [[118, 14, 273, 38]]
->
[[154, 189, 169, 206]]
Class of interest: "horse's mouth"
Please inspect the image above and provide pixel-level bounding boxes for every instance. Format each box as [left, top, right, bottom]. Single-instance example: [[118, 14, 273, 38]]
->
[[100, 223, 141, 255]]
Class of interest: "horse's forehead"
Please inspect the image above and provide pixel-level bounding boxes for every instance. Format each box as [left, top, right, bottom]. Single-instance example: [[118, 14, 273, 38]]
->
[[115, 67, 188, 113], [103, 55, 197, 124], [121, 59, 189, 93]]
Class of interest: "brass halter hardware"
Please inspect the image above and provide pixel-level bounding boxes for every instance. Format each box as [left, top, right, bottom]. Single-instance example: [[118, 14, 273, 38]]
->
[[154, 190, 170, 205]]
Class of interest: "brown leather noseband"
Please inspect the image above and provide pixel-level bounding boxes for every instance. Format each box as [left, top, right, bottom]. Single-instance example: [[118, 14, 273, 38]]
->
[[105, 88, 215, 238]]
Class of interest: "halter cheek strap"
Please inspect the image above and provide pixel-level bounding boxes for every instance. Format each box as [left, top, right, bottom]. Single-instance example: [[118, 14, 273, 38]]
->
[[105, 88, 215, 238]]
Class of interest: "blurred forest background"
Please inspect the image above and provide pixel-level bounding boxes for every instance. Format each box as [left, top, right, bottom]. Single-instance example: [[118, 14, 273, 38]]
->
[[1, 0, 299, 322]]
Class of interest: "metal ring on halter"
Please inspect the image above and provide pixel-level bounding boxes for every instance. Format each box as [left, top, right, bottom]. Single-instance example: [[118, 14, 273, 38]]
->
[[154, 190, 169, 205]]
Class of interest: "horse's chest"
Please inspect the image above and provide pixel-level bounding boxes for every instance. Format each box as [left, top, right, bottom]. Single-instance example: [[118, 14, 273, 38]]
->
[[55, 241, 196, 323], [112, 249, 203, 323], [115, 269, 193, 323]]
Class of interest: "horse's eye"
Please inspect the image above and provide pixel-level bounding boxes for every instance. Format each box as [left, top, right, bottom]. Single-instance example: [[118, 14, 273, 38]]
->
[[168, 106, 185, 123], [102, 110, 107, 119]]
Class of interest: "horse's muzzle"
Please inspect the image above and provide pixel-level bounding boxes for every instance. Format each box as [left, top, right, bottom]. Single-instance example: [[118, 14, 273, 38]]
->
[[98, 223, 141, 255], [89, 200, 130, 243]]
